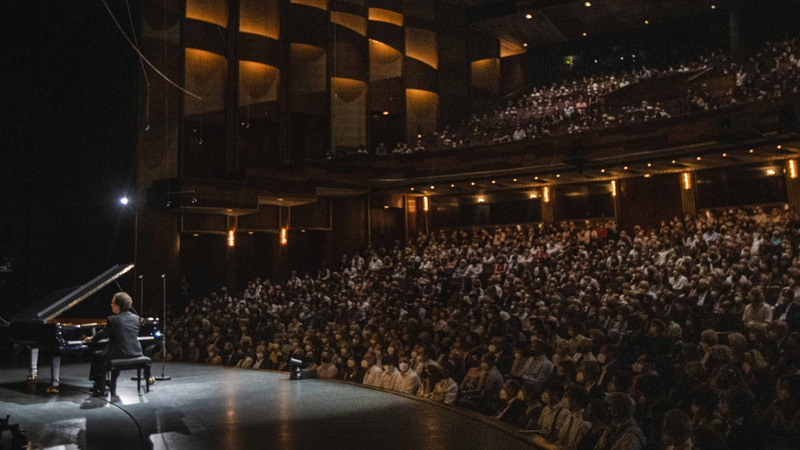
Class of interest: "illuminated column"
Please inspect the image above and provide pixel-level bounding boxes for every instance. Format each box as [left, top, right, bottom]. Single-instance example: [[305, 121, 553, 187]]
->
[[786, 159, 800, 212], [226, 217, 237, 292], [541, 186, 554, 223], [611, 179, 620, 225], [680, 172, 697, 217]]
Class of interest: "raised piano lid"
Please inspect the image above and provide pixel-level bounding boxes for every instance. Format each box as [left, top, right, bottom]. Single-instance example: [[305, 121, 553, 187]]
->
[[9, 264, 134, 323]]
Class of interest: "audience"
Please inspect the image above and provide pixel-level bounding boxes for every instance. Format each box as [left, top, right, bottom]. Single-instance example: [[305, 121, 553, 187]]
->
[[169, 205, 800, 449], [339, 37, 798, 158]]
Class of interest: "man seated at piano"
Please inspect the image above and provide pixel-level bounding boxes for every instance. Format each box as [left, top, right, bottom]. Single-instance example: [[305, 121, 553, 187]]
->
[[82, 292, 143, 395]]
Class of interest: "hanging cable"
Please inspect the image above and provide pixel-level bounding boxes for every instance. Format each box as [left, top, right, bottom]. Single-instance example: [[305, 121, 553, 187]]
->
[[100, 0, 202, 99], [125, 0, 151, 130]]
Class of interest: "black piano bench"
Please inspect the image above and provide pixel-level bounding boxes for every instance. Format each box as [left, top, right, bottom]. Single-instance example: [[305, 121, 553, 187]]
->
[[105, 356, 152, 395]]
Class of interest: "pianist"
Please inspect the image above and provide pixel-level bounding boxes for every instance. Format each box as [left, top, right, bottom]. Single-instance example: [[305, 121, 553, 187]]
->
[[82, 292, 143, 394]]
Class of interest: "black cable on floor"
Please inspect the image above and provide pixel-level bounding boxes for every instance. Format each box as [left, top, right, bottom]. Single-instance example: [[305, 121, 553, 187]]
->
[[60, 384, 147, 450]]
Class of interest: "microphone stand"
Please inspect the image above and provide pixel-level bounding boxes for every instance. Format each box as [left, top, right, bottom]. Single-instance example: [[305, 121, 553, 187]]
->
[[132, 274, 147, 381], [139, 275, 144, 316], [155, 274, 171, 381]]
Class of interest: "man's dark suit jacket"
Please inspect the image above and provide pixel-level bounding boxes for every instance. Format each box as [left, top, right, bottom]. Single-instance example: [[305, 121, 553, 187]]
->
[[92, 311, 143, 359]]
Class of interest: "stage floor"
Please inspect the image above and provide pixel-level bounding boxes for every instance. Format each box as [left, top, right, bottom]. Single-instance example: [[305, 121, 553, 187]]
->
[[0, 362, 537, 450]]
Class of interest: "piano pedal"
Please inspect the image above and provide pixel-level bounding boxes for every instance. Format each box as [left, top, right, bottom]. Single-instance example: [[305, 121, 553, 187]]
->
[[46, 386, 59, 395], [148, 377, 156, 386], [26, 374, 37, 381]]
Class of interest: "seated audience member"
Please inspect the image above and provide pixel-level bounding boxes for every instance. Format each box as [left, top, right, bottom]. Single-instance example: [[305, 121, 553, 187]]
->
[[517, 381, 544, 430], [458, 352, 504, 415], [661, 409, 693, 450], [396, 356, 422, 395], [496, 379, 526, 425], [362, 352, 384, 387], [532, 383, 570, 441], [557, 383, 592, 450], [317, 352, 339, 379], [430, 362, 459, 405], [379, 356, 400, 391], [579, 400, 610, 450], [594, 392, 646, 450]]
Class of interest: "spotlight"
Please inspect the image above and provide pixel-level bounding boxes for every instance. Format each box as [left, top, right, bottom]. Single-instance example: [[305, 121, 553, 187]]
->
[[583, 32, 587, 37], [382, 111, 389, 116], [525, 13, 532, 19], [584, 1, 591, 7], [119, 197, 129, 205], [644, 20, 649, 24]]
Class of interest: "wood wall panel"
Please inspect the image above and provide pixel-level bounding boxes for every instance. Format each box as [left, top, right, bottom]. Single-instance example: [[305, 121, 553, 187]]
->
[[619, 173, 683, 232]]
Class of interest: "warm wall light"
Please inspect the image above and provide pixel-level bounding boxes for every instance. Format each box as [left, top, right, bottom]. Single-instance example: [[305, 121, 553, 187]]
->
[[584, 1, 592, 7], [477, 197, 485, 203], [767, 169, 777, 176], [228, 230, 235, 247], [423, 196, 429, 212], [430, 185, 435, 190], [682, 172, 692, 190], [525, 13, 532, 19], [788, 159, 798, 179], [530, 193, 537, 199], [611, 180, 617, 197], [382, 111, 389, 115], [280, 228, 288, 245], [543, 186, 551, 203], [383, 205, 390, 209]]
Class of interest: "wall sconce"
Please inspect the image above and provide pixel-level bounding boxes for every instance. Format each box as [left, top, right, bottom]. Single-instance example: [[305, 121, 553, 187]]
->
[[611, 180, 617, 197], [543, 186, 551, 203], [227, 230, 235, 247], [788, 160, 797, 179], [423, 196, 429, 212], [280, 228, 288, 245]]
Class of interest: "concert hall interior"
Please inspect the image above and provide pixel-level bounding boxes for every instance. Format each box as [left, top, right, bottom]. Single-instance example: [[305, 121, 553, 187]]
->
[[3, 0, 800, 449]]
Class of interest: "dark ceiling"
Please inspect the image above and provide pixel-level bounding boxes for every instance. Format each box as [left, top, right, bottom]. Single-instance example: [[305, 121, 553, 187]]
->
[[450, 0, 723, 48]]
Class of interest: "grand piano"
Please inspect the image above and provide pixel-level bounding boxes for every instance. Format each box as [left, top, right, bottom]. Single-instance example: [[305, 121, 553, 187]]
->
[[0, 264, 161, 393]]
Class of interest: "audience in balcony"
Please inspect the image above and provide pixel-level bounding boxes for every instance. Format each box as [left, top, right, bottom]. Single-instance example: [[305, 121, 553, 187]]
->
[[354, 37, 797, 158], [169, 206, 800, 449]]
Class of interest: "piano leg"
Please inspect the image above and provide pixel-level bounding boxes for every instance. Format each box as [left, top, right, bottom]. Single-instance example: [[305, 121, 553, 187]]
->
[[47, 354, 61, 394], [27, 347, 39, 381]]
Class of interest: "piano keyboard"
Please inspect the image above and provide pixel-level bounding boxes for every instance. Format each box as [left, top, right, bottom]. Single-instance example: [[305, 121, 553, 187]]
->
[[66, 336, 156, 346]]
